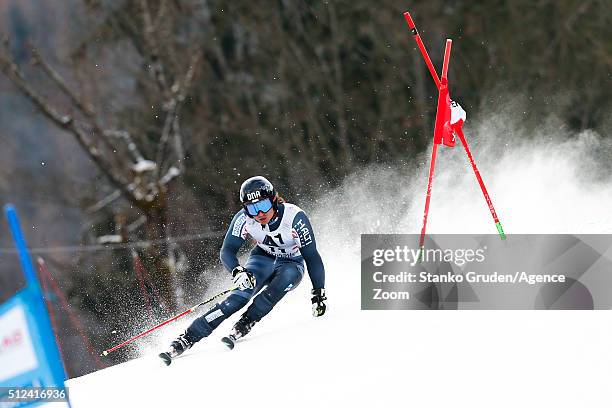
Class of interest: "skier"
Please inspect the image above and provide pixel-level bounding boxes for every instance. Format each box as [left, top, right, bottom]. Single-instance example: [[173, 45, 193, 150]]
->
[[160, 176, 327, 365]]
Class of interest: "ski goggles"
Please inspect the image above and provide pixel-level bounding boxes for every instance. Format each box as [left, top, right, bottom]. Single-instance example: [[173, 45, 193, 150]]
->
[[244, 198, 273, 216]]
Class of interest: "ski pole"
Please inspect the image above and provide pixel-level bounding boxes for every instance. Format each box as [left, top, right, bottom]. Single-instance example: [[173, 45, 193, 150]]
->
[[101, 286, 238, 356]]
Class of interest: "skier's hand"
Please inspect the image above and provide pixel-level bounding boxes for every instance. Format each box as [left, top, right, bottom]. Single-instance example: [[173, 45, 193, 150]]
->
[[450, 100, 466, 126], [311, 288, 327, 317], [232, 266, 256, 291]]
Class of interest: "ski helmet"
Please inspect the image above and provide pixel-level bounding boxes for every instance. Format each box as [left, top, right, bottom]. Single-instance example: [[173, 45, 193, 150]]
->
[[239, 176, 277, 217]]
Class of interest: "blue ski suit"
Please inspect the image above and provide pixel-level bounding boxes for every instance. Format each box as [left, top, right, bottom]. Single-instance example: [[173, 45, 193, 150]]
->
[[185, 203, 325, 342]]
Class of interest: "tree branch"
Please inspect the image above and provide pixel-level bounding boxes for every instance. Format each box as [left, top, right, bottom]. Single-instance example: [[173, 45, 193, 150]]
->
[[155, 51, 201, 177], [30, 46, 96, 119], [139, 0, 169, 94], [86, 189, 122, 213], [103, 129, 147, 163], [29, 46, 118, 155], [0, 45, 140, 208]]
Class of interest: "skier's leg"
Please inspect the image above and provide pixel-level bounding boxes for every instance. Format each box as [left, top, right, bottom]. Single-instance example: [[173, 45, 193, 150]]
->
[[184, 255, 274, 343], [244, 259, 304, 323]]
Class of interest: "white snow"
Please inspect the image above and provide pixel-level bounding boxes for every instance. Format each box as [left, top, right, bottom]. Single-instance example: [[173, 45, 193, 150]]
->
[[66, 116, 612, 407], [131, 159, 157, 173], [96, 235, 123, 244]]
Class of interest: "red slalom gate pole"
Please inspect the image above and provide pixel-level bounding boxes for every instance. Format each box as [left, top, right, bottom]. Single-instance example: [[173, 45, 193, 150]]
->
[[419, 142, 439, 254], [101, 285, 237, 356], [441, 39, 452, 79], [37, 258, 106, 369], [131, 250, 153, 319], [418, 39, 452, 260], [403, 12, 441, 88], [136, 254, 166, 309], [39, 269, 68, 375], [453, 124, 506, 238], [404, 10, 506, 241]]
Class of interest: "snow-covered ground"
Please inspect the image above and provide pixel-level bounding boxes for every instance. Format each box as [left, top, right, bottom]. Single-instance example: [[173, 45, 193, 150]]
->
[[66, 121, 612, 407]]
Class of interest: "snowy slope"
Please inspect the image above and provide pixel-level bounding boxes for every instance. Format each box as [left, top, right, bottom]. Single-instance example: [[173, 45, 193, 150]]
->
[[66, 125, 612, 407], [66, 297, 612, 407]]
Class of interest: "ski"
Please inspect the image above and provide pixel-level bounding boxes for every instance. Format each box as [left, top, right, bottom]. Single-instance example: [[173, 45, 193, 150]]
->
[[158, 352, 173, 366], [221, 335, 236, 350]]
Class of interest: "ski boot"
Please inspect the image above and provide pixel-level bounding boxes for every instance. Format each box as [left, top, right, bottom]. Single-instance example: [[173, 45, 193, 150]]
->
[[159, 332, 193, 366], [221, 314, 256, 350]]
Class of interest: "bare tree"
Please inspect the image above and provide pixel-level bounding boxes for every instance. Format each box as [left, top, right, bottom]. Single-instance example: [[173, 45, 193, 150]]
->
[[0, 0, 202, 311]]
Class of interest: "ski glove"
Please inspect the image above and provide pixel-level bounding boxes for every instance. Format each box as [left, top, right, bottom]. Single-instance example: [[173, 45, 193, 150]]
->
[[311, 288, 327, 317], [232, 266, 256, 291], [450, 100, 466, 126]]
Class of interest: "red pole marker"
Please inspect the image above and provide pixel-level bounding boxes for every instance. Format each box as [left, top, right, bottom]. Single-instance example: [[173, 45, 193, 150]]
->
[[131, 250, 153, 320], [433, 40, 453, 147], [403, 12, 441, 88], [418, 39, 453, 258], [419, 142, 439, 255], [37, 257, 106, 369], [404, 11, 506, 247], [453, 123, 506, 238], [39, 269, 68, 374], [441, 39, 452, 79]]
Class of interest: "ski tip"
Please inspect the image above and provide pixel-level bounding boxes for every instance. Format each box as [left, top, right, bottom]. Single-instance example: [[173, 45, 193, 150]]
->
[[221, 336, 235, 350], [158, 352, 172, 366]]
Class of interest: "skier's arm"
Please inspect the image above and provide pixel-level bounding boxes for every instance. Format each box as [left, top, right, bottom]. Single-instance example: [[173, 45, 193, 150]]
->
[[293, 212, 325, 290], [219, 211, 248, 272]]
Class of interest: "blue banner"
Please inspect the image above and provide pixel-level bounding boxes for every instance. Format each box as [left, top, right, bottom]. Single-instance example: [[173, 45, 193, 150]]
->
[[0, 205, 69, 406]]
